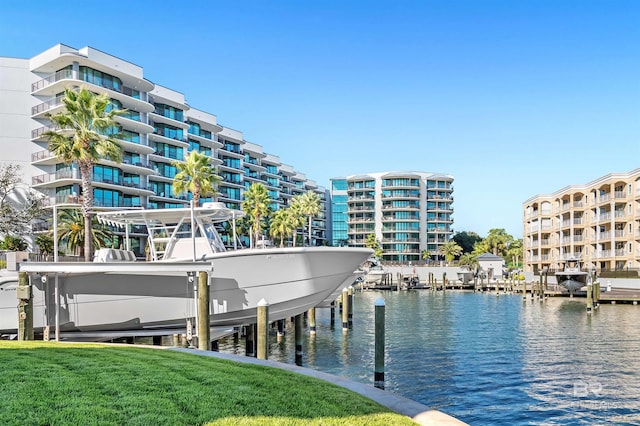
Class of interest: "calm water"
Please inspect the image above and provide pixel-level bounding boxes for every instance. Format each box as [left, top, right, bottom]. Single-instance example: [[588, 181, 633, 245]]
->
[[218, 291, 640, 425]]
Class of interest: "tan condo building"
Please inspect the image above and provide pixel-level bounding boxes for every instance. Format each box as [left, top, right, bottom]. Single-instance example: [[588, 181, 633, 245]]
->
[[523, 169, 640, 275]]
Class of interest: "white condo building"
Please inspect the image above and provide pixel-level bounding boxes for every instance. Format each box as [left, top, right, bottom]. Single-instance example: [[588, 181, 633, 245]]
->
[[330, 171, 454, 262], [0, 44, 327, 254]]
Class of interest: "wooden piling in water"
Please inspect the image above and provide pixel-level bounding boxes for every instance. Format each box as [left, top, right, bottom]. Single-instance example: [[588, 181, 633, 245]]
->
[[277, 319, 285, 341], [342, 288, 349, 331], [245, 324, 256, 357], [257, 299, 269, 360], [522, 280, 527, 301], [374, 297, 385, 390], [294, 314, 303, 366], [330, 301, 336, 328], [348, 286, 354, 327], [586, 282, 593, 314], [17, 272, 33, 341], [308, 307, 316, 335], [197, 271, 210, 351]]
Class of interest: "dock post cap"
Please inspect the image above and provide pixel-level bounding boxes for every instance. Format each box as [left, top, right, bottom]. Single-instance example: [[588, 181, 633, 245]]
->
[[257, 298, 269, 307], [375, 297, 385, 307], [342, 287, 348, 293]]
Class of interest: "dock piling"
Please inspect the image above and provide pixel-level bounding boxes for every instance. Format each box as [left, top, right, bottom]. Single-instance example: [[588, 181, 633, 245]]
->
[[308, 307, 316, 335], [342, 288, 349, 332], [257, 298, 269, 360], [348, 286, 354, 327], [197, 271, 210, 351], [374, 297, 385, 390], [294, 314, 303, 366]]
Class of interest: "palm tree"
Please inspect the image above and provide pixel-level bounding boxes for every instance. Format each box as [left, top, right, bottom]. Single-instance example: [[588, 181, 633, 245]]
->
[[241, 183, 271, 248], [57, 209, 112, 257], [458, 253, 479, 270], [44, 87, 125, 261], [484, 228, 512, 257], [35, 233, 55, 260], [365, 233, 383, 259], [438, 240, 463, 265], [421, 249, 431, 265], [295, 191, 321, 246], [172, 150, 220, 206], [269, 208, 297, 247], [288, 197, 306, 247]]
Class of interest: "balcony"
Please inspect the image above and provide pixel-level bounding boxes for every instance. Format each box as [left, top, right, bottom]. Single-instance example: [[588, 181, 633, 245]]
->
[[32, 95, 64, 117], [32, 169, 78, 187], [31, 69, 154, 112]]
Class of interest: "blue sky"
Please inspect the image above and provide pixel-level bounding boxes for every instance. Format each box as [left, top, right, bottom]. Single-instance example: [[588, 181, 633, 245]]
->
[[2, 1, 639, 238]]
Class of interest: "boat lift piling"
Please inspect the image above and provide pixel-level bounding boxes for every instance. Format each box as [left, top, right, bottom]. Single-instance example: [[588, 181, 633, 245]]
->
[[341, 288, 349, 332], [257, 299, 269, 360], [197, 271, 210, 351], [347, 286, 354, 328], [374, 297, 385, 390], [294, 314, 303, 366], [308, 307, 316, 335]]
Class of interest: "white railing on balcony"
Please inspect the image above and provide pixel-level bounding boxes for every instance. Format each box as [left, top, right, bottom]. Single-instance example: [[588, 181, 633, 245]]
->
[[598, 231, 611, 240]]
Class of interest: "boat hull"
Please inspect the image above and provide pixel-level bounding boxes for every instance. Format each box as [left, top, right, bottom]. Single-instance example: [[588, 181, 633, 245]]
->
[[555, 272, 589, 292], [0, 247, 372, 336]]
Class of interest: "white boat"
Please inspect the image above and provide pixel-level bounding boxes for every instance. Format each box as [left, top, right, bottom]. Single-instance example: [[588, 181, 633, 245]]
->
[[316, 269, 364, 308], [0, 203, 372, 338], [362, 258, 388, 286], [555, 257, 590, 292]]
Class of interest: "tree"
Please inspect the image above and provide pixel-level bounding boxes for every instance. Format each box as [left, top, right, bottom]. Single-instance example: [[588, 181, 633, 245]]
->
[[35, 233, 55, 259], [0, 164, 44, 237], [57, 209, 112, 257], [505, 238, 523, 269], [288, 196, 306, 248], [452, 231, 483, 254], [44, 87, 125, 261], [172, 150, 220, 207], [458, 253, 479, 270], [0, 235, 28, 251], [365, 233, 383, 259], [421, 249, 431, 264], [297, 191, 321, 246], [438, 240, 463, 265], [269, 208, 297, 247], [241, 183, 271, 248], [484, 228, 513, 257]]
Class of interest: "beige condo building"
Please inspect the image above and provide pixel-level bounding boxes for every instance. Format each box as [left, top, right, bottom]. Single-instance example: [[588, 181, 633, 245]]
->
[[523, 169, 640, 274]]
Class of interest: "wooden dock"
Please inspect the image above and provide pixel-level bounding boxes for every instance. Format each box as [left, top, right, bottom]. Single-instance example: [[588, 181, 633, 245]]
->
[[357, 276, 640, 304]]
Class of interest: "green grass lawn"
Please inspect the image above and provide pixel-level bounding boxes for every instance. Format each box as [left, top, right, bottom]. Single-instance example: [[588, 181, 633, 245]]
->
[[0, 342, 416, 425]]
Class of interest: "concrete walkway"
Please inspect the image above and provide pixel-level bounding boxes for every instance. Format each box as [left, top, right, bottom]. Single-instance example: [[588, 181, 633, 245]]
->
[[170, 347, 467, 426]]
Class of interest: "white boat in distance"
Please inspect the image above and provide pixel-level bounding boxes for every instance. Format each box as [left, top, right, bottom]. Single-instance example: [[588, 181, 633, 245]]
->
[[0, 203, 372, 338], [555, 257, 590, 292]]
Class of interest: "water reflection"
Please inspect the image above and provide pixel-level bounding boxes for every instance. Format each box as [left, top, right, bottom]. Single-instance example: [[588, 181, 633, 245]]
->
[[217, 291, 640, 425]]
